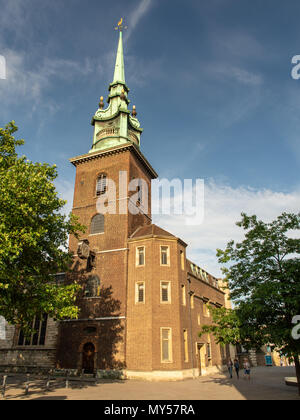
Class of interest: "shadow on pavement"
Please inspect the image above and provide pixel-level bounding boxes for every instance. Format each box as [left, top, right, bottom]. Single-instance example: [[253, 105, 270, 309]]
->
[[2, 376, 124, 400], [198, 367, 299, 400]]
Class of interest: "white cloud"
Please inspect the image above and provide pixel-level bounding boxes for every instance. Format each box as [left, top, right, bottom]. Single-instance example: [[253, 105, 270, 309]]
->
[[0, 49, 98, 118], [214, 65, 263, 86], [124, 0, 152, 42], [153, 181, 300, 277]]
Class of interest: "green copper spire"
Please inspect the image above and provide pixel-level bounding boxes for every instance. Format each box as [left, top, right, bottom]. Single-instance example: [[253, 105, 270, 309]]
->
[[90, 19, 143, 154], [113, 30, 125, 84]]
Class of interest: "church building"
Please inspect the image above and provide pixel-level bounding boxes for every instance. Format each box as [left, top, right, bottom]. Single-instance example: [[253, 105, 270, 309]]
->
[[0, 26, 228, 380]]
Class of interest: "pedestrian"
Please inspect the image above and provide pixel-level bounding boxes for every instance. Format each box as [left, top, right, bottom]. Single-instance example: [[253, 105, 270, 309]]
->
[[243, 359, 251, 381], [234, 359, 240, 379], [227, 359, 233, 378]]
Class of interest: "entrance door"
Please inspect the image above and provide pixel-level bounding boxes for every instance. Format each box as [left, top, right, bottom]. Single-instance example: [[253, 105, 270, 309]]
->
[[82, 343, 95, 374], [197, 343, 206, 376]]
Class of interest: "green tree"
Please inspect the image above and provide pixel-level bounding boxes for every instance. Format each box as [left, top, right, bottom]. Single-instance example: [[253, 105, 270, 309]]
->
[[201, 212, 300, 395], [200, 306, 242, 347], [0, 121, 85, 331]]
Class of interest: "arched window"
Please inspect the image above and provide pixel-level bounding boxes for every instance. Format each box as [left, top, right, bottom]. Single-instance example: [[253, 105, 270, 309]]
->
[[84, 275, 101, 298], [96, 174, 107, 196], [91, 214, 104, 234]]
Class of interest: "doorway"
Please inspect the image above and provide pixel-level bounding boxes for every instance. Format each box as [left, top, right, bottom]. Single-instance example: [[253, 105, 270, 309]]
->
[[82, 342, 95, 374], [197, 343, 206, 376]]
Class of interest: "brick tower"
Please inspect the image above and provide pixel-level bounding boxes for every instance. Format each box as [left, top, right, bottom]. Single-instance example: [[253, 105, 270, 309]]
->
[[56, 26, 158, 372]]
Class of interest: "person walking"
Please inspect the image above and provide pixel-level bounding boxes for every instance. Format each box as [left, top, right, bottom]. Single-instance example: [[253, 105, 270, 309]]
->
[[234, 359, 240, 379], [227, 359, 233, 379], [243, 359, 251, 381]]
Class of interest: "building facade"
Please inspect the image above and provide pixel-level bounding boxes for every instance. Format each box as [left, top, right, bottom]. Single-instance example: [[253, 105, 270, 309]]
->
[[0, 29, 229, 380]]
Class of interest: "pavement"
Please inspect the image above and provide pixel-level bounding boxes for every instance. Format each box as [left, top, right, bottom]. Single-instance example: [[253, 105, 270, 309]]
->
[[1, 366, 299, 400]]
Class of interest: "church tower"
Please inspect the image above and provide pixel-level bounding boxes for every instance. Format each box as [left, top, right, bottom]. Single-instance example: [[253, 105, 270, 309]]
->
[[56, 24, 158, 372], [56, 23, 227, 379]]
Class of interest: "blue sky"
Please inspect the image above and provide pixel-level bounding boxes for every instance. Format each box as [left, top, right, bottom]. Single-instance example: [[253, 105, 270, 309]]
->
[[1, 0, 300, 275]]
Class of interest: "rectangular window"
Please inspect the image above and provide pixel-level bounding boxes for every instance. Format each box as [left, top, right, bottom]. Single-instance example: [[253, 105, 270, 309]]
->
[[17, 315, 48, 347], [160, 246, 169, 266], [198, 314, 201, 326], [183, 329, 189, 362], [180, 251, 185, 270], [182, 285, 186, 306], [161, 282, 171, 303], [96, 174, 107, 196], [207, 342, 212, 359], [161, 328, 172, 362], [190, 292, 195, 309], [136, 282, 145, 303], [136, 247, 145, 266]]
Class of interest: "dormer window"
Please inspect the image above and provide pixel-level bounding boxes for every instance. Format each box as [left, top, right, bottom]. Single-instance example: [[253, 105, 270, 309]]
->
[[96, 174, 107, 196]]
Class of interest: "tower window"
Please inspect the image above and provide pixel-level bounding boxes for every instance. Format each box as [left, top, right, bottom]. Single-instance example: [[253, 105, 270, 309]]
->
[[136, 247, 145, 266], [161, 282, 171, 303], [91, 214, 105, 235], [160, 246, 169, 266], [136, 282, 145, 303], [96, 174, 107, 196]]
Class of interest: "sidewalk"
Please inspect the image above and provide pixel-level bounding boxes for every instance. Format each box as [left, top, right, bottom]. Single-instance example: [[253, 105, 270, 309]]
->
[[1, 366, 299, 400]]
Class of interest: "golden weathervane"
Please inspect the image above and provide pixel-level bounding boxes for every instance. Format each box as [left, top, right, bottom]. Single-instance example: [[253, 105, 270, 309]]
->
[[115, 17, 128, 32]]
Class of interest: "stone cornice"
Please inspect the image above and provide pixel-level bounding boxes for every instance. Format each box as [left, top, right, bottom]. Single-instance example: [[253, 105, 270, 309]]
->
[[69, 143, 158, 179]]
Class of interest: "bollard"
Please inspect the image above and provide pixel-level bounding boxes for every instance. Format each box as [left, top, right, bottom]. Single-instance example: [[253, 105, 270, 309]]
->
[[2, 375, 7, 399], [25, 374, 30, 396], [46, 376, 51, 391], [65, 370, 69, 389]]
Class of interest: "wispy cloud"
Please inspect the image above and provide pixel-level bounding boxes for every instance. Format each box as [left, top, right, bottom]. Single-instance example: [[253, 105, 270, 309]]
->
[[124, 0, 153, 42], [0, 48, 99, 118], [209, 64, 263, 86]]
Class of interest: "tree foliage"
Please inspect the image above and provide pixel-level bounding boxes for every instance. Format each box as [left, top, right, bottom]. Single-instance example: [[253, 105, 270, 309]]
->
[[200, 212, 300, 394], [0, 121, 85, 329], [200, 306, 242, 346]]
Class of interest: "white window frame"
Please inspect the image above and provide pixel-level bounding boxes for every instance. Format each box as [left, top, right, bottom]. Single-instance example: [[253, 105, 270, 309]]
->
[[160, 327, 173, 363], [135, 282, 145, 304], [136, 246, 145, 267], [160, 245, 170, 267], [160, 281, 171, 304]]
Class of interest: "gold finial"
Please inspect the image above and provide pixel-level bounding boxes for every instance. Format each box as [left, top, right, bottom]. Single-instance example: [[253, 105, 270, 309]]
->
[[115, 17, 128, 32], [132, 105, 137, 117], [99, 96, 104, 109]]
